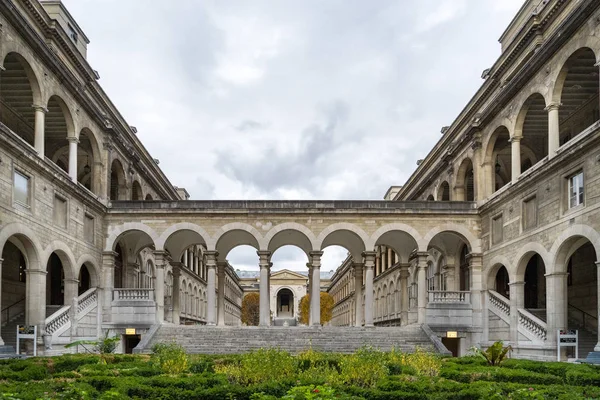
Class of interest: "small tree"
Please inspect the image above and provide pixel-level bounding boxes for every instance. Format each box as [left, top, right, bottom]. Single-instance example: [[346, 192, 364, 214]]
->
[[241, 292, 260, 326], [298, 292, 334, 325]]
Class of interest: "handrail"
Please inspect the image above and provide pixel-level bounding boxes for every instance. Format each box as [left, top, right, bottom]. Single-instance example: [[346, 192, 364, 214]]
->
[[568, 303, 598, 332], [518, 308, 547, 341], [44, 305, 71, 336], [1, 297, 26, 324]]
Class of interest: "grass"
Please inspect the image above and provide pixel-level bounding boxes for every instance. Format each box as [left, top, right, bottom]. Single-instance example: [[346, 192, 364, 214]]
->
[[0, 350, 598, 399]]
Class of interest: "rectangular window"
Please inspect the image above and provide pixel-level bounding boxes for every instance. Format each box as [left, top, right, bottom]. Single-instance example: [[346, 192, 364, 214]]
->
[[568, 171, 584, 209], [492, 214, 503, 245], [84, 214, 94, 243], [523, 196, 538, 231], [53, 195, 68, 229], [13, 171, 30, 206]]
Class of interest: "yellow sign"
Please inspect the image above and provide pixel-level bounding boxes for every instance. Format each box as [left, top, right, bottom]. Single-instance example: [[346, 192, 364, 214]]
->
[[125, 328, 136, 335], [446, 331, 458, 338]]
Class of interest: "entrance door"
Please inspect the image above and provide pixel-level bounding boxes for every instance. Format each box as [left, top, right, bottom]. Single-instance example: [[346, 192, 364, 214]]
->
[[124, 335, 141, 354]]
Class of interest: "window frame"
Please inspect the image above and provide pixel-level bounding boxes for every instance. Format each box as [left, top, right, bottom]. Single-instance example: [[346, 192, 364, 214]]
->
[[52, 192, 69, 230], [13, 169, 31, 208], [521, 192, 538, 232], [567, 170, 584, 209], [491, 212, 504, 246]]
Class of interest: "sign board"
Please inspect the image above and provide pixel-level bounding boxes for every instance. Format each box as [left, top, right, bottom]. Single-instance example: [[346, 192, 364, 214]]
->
[[446, 331, 458, 338], [16, 325, 37, 357], [125, 328, 136, 335], [557, 329, 578, 362]]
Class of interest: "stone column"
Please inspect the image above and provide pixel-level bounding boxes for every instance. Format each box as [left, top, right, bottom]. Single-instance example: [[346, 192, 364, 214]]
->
[[0, 259, 4, 345], [416, 252, 428, 323], [399, 263, 410, 326], [363, 251, 376, 327], [217, 262, 226, 326], [509, 281, 525, 344], [510, 136, 521, 183], [26, 269, 47, 330], [546, 102, 560, 159], [67, 137, 79, 181], [64, 278, 79, 305], [471, 135, 484, 202], [205, 251, 218, 326], [307, 263, 313, 325], [258, 251, 271, 326], [171, 262, 182, 324], [33, 105, 47, 158], [353, 263, 364, 327], [546, 272, 568, 345], [100, 251, 116, 323], [595, 262, 600, 351], [443, 264, 456, 291], [153, 251, 167, 323], [468, 253, 484, 345], [310, 251, 323, 326]]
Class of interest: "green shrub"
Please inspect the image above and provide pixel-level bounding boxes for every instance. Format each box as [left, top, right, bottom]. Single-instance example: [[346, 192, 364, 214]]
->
[[215, 348, 296, 385], [189, 358, 214, 374], [338, 346, 388, 388], [475, 341, 512, 366], [151, 342, 189, 375]]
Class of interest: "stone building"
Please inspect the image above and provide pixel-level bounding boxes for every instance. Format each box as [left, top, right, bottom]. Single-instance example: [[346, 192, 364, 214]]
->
[[0, 0, 598, 360]]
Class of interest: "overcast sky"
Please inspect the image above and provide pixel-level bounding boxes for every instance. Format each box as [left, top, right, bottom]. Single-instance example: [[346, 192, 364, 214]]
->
[[64, 0, 524, 271]]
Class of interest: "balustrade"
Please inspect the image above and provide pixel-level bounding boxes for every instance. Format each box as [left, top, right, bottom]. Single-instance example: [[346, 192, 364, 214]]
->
[[428, 291, 471, 304], [113, 288, 154, 301]]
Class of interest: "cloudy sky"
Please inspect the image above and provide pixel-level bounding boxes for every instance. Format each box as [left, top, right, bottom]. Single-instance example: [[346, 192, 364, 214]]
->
[[64, 0, 524, 271]]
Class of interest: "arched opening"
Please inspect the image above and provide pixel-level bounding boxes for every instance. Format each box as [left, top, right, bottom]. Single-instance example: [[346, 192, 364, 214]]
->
[[426, 194, 434, 201], [45, 96, 73, 172], [437, 181, 450, 201], [78, 129, 99, 193], [517, 93, 548, 166], [0, 53, 39, 145], [276, 288, 294, 318], [145, 193, 153, 201], [132, 180, 143, 201], [459, 245, 470, 291], [1, 240, 28, 347], [46, 253, 65, 307], [487, 126, 511, 192], [426, 230, 473, 293], [494, 266, 510, 299], [524, 254, 546, 311], [114, 243, 124, 289], [109, 159, 126, 201], [557, 48, 599, 145], [78, 264, 91, 295], [456, 158, 475, 201]]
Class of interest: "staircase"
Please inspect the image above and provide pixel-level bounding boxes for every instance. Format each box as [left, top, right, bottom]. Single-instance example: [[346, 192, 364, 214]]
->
[[1, 312, 25, 354], [138, 325, 439, 354], [526, 309, 547, 323]]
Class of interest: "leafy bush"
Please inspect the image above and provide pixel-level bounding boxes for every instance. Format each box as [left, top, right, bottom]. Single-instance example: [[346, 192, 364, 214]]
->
[[338, 347, 388, 388], [388, 347, 441, 377], [475, 341, 512, 366], [151, 342, 189, 375], [215, 348, 296, 385]]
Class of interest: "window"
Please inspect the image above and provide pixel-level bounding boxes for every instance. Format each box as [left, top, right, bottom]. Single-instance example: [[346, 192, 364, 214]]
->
[[492, 214, 503, 245], [13, 171, 30, 206], [68, 24, 78, 43], [84, 214, 94, 243], [53, 195, 68, 229], [523, 196, 538, 231], [568, 171, 584, 209]]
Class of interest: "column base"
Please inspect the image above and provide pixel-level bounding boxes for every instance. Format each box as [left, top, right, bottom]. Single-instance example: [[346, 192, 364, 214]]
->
[[206, 322, 216, 326], [364, 323, 375, 328], [594, 343, 600, 352]]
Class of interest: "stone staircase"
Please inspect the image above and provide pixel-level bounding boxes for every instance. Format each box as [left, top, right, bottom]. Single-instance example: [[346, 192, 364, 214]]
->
[[137, 324, 441, 354], [1, 312, 24, 355]]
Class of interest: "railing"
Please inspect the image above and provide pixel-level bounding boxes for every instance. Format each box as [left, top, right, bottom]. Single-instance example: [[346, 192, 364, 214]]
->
[[1, 298, 25, 325], [113, 288, 154, 301], [428, 291, 471, 304], [44, 305, 71, 336], [518, 308, 547, 342], [568, 304, 598, 333], [77, 288, 98, 314], [488, 290, 510, 317]]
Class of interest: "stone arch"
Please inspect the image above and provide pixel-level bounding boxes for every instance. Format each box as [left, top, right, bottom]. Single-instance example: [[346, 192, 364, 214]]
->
[[131, 180, 143, 201], [44, 95, 76, 171], [262, 223, 317, 256], [213, 223, 263, 259], [105, 222, 159, 252], [42, 241, 77, 280], [0, 51, 43, 103], [484, 125, 511, 193], [455, 157, 475, 201], [550, 41, 600, 104], [77, 127, 102, 194], [513, 242, 551, 281], [368, 223, 421, 262], [158, 223, 210, 262], [513, 92, 548, 164], [550, 224, 600, 274], [316, 223, 368, 260], [75, 254, 101, 288], [109, 159, 127, 201], [484, 255, 513, 290], [423, 224, 481, 254], [156, 222, 210, 250], [0, 223, 43, 269], [436, 181, 450, 201]]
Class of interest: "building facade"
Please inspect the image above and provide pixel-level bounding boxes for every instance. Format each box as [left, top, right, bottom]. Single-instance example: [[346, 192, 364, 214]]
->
[[0, 0, 598, 360]]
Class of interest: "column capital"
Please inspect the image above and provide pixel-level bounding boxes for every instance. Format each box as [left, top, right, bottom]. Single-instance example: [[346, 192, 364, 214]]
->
[[204, 250, 219, 265], [544, 102, 561, 112], [64, 278, 79, 284], [257, 250, 271, 265], [595, 261, 600, 267], [544, 272, 569, 277], [170, 261, 184, 275], [102, 250, 118, 258], [309, 251, 323, 267], [352, 263, 364, 272], [67, 136, 79, 144], [32, 104, 48, 113], [0, 257, 3, 264], [25, 268, 47, 276], [508, 280, 525, 286], [509, 136, 522, 143]]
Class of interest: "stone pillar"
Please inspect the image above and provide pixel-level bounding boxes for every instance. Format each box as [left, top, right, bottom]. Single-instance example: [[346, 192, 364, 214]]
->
[[217, 262, 226, 326], [363, 251, 376, 327], [468, 253, 484, 345], [399, 263, 410, 326], [595, 262, 600, 351], [508, 281, 525, 344], [153, 251, 167, 323], [26, 268, 47, 332], [546, 102, 560, 159], [510, 136, 521, 183], [0, 259, 4, 345], [100, 251, 116, 323], [443, 264, 456, 291], [353, 263, 363, 327], [471, 135, 484, 202], [310, 251, 323, 326], [171, 262, 182, 324], [33, 105, 47, 158], [205, 251, 218, 326], [64, 278, 79, 305], [416, 252, 428, 324], [545, 272, 568, 345], [307, 263, 313, 326], [258, 251, 271, 326], [67, 137, 79, 181]]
